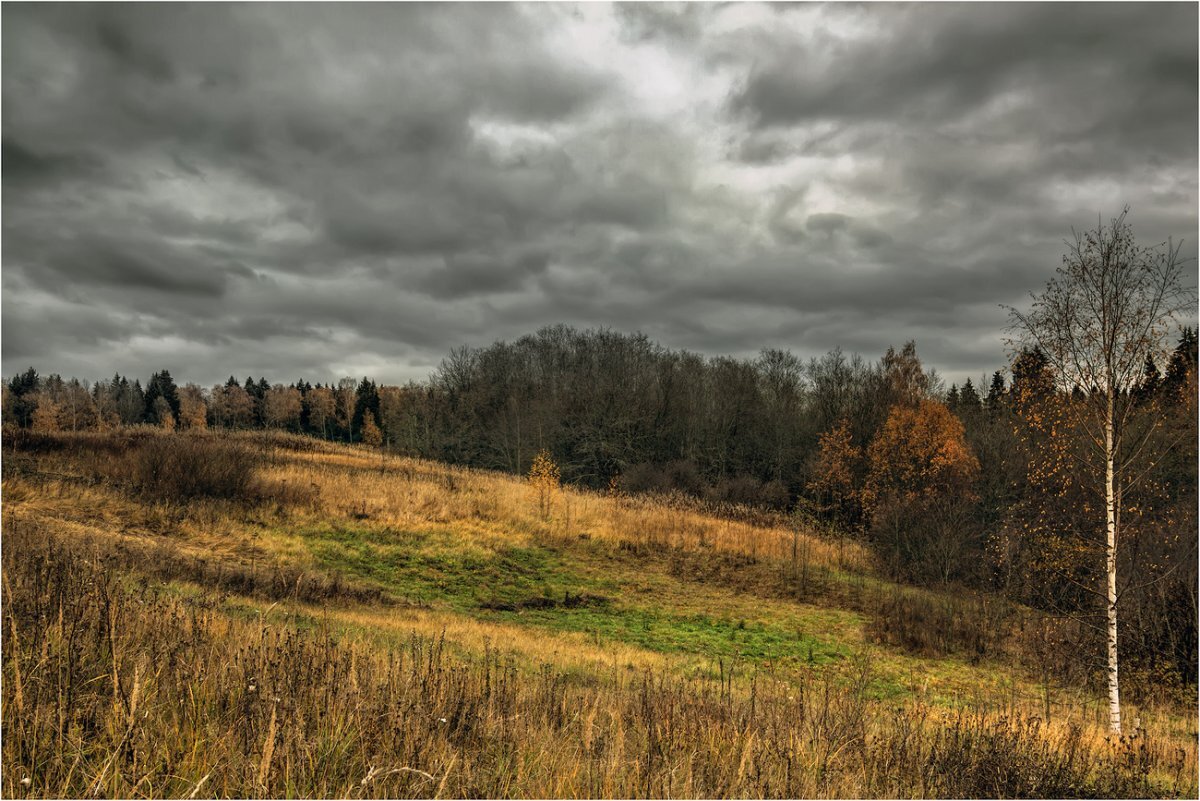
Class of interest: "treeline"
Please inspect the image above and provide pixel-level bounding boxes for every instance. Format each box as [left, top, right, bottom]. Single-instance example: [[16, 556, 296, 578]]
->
[[4, 325, 1196, 687], [3, 371, 388, 446]]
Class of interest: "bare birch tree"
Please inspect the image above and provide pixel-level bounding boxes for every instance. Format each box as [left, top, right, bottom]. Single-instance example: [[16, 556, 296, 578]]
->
[[1006, 208, 1192, 733]]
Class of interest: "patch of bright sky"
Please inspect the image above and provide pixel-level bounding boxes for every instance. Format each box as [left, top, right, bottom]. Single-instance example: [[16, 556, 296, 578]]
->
[[123, 333, 218, 367], [541, 4, 728, 142], [128, 155, 307, 245]]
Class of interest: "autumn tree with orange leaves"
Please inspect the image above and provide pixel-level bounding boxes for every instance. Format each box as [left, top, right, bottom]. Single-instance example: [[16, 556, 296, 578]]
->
[[361, 410, 384, 449], [806, 419, 863, 529], [863, 399, 980, 583]]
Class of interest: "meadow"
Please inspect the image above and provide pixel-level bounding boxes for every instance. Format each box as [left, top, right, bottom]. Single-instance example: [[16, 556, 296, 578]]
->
[[2, 429, 1195, 798]]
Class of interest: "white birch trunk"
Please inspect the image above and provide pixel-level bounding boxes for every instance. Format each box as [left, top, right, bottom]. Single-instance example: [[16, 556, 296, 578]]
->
[[1105, 398, 1121, 735]]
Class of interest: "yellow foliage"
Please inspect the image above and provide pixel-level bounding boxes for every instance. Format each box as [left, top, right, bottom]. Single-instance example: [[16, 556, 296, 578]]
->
[[528, 448, 560, 520], [178, 385, 208, 431], [361, 410, 383, 448], [807, 419, 861, 524], [863, 400, 979, 514], [30, 395, 61, 433]]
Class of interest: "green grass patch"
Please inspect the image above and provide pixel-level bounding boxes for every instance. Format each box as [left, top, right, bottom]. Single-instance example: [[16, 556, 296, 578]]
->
[[297, 522, 582, 610], [296, 522, 852, 666], [497, 603, 849, 664]]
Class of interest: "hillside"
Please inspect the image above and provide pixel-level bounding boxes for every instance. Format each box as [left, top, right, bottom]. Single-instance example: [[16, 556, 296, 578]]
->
[[2, 429, 1196, 798]]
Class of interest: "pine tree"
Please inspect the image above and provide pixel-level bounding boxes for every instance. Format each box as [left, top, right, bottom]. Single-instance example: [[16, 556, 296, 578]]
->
[[353, 377, 381, 437], [7, 367, 40, 427], [1010, 348, 1052, 404], [1162, 327, 1197, 403], [1132, 355, 1161, 406], [959, 378, 981, 412], [144, 370, 180, 425], [986, 371, 1007, 412]]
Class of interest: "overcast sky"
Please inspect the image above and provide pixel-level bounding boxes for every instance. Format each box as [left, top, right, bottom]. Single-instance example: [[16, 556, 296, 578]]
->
[[3, 2, 1197, 388]]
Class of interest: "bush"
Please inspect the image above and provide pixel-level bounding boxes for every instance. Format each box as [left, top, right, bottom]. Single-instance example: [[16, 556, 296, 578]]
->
[[623, 459, 705, 496], [707, 476, 790, 510], [105, 434, 262, 503], [870, 495, 984, 585], [866, 587, 1011, 661], [707, 475, 764, 506], [623, 461, 791, 511]]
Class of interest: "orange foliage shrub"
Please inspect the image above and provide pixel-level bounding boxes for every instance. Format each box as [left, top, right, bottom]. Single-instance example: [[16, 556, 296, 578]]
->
[[863, 400, 979, 513], [807, 419, 863, 527]]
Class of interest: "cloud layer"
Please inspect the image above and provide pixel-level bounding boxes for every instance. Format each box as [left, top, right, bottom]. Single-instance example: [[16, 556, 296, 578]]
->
[[4, 2, 1196, 386]]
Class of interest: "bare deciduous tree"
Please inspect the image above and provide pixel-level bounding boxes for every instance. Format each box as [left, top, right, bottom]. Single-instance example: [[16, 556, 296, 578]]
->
[[263, 384, 302, 430], [307, 386, 336, 440], [1006, 208, 1193, 733]]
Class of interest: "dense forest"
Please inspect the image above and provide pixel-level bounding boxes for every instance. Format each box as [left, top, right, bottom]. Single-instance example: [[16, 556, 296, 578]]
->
[[4, 324, 1197, 693]]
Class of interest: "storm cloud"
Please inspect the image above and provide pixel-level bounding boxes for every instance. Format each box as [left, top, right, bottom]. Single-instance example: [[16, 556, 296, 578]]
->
[[3, 2, 1196, 387]]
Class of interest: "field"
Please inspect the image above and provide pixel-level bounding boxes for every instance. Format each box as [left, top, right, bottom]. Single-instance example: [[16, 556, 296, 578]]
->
[[2, 429, 1196, 798]]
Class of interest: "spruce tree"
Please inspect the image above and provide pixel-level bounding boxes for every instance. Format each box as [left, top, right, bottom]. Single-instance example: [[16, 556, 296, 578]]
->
[[1162, 327, 1197, 403], [958, 378, 981, 412], [986, 371, 1006, 412], [1132, 355, 1161, 406], [144, 370, 180, 424], [353, 377, 381, 437], [7, 367, 39, 427]]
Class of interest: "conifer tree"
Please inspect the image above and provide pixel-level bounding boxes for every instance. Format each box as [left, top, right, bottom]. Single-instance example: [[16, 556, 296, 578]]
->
[[144, 370, 180, 424], [1162, 327, 1197, 403], [7, 367, 39, 428], [986, 371, 1007, 412], [959, 378, 981, 412], [353, 377, 381, 436], [1133, 355, 1162, 406]]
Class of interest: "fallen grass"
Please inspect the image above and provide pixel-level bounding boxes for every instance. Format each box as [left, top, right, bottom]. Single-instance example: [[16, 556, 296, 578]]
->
[[3, 430, 1196, 798], [4, 524, 1194, 799]]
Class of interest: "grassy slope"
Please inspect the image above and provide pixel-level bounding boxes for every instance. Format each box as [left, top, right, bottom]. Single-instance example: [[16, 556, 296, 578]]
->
[[2, 430, 1196, 797]]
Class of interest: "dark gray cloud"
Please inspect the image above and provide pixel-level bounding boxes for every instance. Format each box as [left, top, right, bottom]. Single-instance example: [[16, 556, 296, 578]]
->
[[3, 2, 1196, 388]]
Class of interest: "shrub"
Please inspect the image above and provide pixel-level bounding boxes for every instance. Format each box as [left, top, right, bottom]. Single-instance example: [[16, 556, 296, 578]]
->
[[623, 459, 705, 496], [707, 476, 791, 510], [527, 448, 560, 520], [104, 434, 262, 503], [865, 587, 1011, 661], [707, 475, 765, 506]]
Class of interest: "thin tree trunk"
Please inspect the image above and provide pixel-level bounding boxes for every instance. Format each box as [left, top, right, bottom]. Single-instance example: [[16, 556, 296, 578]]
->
[[1105, 397, 1121, 734]]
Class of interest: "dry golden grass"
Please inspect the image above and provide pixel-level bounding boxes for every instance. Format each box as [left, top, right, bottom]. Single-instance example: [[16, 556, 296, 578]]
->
[[4, 523, 1194, 799], [2, 430, 1196, 798], [3, 429, 871, 577], [259, 444, 874, 575]]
